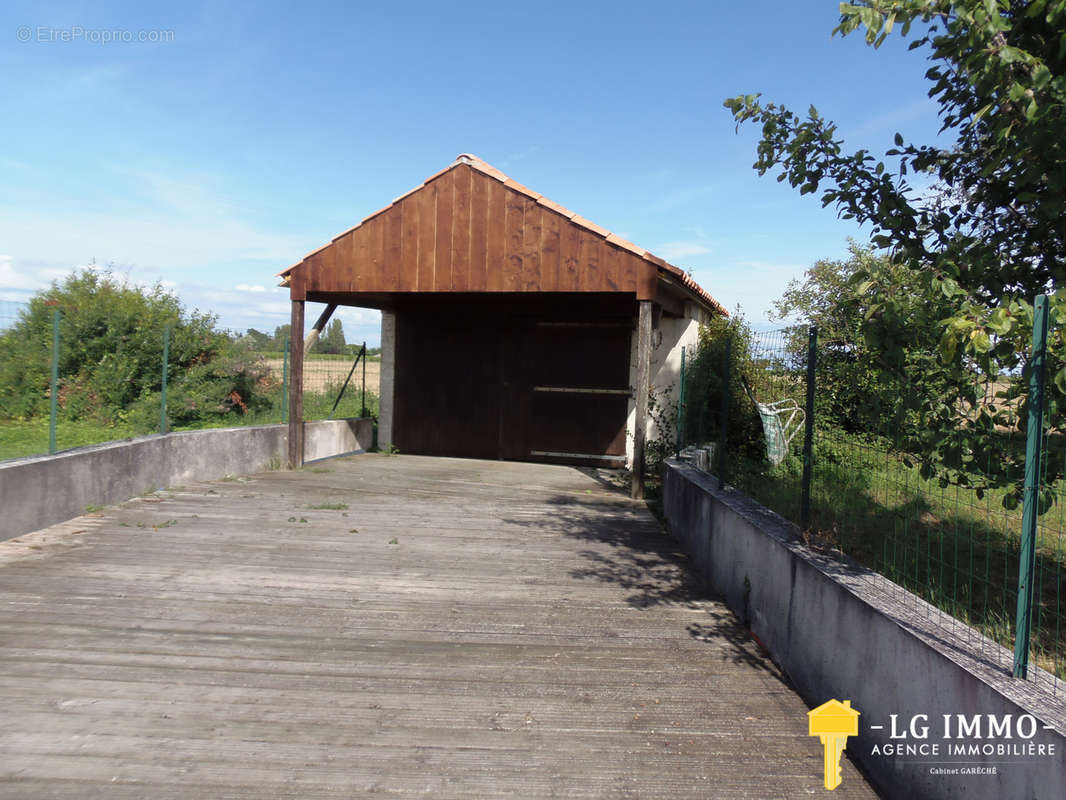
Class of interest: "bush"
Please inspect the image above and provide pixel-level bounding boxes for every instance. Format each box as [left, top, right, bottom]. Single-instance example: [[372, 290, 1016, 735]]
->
[[127, 340, 278, 429], [0, 268, 275, 429], [682, 313, 766, 465]]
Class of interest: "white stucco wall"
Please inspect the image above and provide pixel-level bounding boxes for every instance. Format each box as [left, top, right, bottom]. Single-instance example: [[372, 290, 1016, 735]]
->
[[625, 302, 710, 468]]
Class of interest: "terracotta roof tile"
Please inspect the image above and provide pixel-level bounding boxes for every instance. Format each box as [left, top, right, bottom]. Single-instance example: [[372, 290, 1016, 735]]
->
[[331, 222, 362, 242], [605, 233, 645, 257], [302, 242, 331, 260], [361, 204, 393, 225], [503, 178, 541, 201], [391, 185, 422, 205], [423, 165, 453, 184], [459, 154, 509, 182], [536, 196, 576, 218], [569, 214, 612, 239]]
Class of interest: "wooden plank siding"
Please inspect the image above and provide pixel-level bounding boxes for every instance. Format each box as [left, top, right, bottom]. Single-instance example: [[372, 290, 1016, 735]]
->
[[287, 164, 657, 298]]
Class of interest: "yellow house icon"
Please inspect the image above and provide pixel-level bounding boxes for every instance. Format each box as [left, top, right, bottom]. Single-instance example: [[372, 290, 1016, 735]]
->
[[808, 699, 860, 736], [808, 699, 860, 790]]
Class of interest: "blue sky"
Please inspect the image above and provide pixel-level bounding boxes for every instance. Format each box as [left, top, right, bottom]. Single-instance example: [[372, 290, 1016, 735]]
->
[[0, 1, 945, 345]]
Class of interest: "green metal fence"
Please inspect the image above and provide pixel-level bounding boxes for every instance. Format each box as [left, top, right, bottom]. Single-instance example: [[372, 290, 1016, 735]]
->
[[677, 299, 1065, 696], [0, 301, 377, 462]]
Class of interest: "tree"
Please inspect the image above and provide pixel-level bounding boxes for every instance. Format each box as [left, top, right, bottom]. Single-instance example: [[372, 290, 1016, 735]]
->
[[725, 0, 1066, 502], [0, 268, 275, 428], [313, 318, 346, 355], [272, 324, 291, 350], [682, 311, 766, 465], [773, 242, 954, 434], [243, 328, 273, 350]]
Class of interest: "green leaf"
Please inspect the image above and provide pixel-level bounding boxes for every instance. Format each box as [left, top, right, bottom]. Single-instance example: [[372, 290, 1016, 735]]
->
[[1054, 367, 1066, 396], [987, 307, 1011, 334], [939, 329, 958, 362], [970, 329, 992, 353]]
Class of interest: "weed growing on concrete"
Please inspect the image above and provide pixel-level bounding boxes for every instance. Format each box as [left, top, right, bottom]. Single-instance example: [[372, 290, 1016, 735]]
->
[[306, 503, 348, 511], [85, 504, 104, 513], [388, 537, 398, 545]]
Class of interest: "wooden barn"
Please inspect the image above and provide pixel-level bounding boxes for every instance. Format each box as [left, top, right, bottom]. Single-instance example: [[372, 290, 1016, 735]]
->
[[278, 154, 725, 496]]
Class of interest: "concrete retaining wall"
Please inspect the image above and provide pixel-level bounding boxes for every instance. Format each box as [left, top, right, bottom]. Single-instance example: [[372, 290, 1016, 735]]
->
[[0, 418, 373, 541], [662, 459, 1066, 800]]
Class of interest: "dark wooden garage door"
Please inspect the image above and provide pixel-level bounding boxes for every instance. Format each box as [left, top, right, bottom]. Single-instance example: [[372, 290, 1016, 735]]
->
[[393, 313, 632, 465], [525, 322, 632, 465], [393, 312, 505, 460]]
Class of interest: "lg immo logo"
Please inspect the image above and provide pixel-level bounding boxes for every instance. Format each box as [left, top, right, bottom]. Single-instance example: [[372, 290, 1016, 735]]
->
[[808, 699, 1058, 790]]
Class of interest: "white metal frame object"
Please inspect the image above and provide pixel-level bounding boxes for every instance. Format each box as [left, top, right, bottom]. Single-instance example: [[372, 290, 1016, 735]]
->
[[743, 381, 805, 466]]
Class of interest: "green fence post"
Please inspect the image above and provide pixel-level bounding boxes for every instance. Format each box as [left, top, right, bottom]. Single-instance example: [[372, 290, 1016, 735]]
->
[[1014, 294, 1049, 679], [800, 326, 817, 530], [160, 326, 170, 435], [281, 336, 290, 423], [676, 346, 686, 458], [717, 336, 732, 490], [361, 341, 367, 418], [49, 309, 59, 454]]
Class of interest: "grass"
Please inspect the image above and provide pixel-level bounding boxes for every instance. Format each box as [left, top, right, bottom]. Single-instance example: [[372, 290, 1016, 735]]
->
[[0, 388, 380, 462], [306, 502, 349, 510], [0, 418, 143, 460], [728, 426, 1066, 681]]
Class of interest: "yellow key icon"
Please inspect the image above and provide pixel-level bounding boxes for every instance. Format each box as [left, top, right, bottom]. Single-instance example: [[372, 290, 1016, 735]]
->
[[808, 699, 860, 790]]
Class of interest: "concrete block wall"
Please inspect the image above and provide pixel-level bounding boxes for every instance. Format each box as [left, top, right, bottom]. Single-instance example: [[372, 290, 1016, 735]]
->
[[378, 310, 397, 450], [0, 418, 373, 542], [662, 459, 1066, 800], [625, 302, 706, 467]]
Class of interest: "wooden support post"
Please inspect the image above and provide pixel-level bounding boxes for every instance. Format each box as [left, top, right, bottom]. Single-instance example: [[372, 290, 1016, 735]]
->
[[287, 299, 305, 469], [632, 300, 653, 499], [303, 303, 337, 355]]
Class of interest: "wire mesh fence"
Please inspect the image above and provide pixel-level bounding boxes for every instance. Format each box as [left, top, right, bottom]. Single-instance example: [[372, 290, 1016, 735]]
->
[[677, 310, 1065, 697], [0, 301, 377, 462]]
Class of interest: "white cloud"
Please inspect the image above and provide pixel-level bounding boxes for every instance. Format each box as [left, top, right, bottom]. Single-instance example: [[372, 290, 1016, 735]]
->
[[0, 203, 305, 272], [654, 241, 712, 260], [0, 254, 71, 291], [235, 283, 267, 292]]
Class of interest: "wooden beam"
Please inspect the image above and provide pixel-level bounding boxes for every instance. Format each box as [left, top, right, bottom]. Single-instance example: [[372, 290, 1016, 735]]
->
[[303, 303, 337, 355], [632, 299, 653, 499], [287, 299, 305, 469]]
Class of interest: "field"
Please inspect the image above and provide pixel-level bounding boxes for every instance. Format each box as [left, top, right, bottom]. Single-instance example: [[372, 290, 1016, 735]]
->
[[261, 354, 381, 395]]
